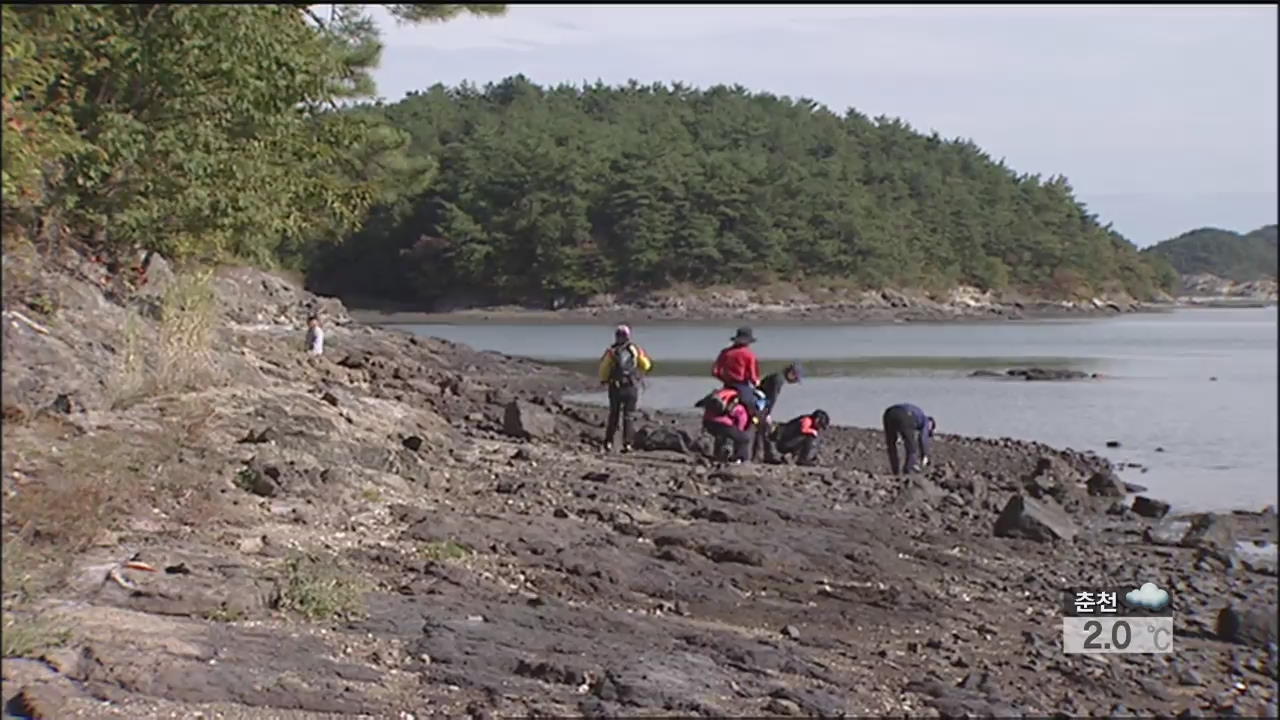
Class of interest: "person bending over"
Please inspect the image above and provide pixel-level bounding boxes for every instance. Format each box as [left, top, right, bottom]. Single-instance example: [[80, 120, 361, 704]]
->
[[753, 362, 803, 462], [598, 324, 653, 452], [771, 409, 829, 466], [696, 388, 752, 464], [882, 403, 936, 475]]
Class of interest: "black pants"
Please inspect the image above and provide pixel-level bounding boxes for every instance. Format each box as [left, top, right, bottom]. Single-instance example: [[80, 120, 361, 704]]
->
[[727, 382, 761, 420], [703, 420, 751, 462], [882, 405, 920, 475], [777, 433, 819, 466], [606, 383, 639, 447], [752, 415, 778, 462]]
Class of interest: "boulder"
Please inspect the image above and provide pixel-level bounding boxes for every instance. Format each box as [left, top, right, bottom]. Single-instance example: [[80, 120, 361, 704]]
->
[[993, 494, 1078, 543], [1022, 456, 1090, 513], [1143, 518, 1191, 545], [239, 462, 283, 498], [5, 683, 69, 720], [1006, 367, 1091, 382], [1086, 470, 1127, 498], [502, 400, 556, 440], [895, 477, 944, 507], [634, 426, 693, 453], [1179, 514, 1236, 554], [1132, 496, 1171, 519], [1241, 545, 1278, 576], [1216, 605, 1278, 648]]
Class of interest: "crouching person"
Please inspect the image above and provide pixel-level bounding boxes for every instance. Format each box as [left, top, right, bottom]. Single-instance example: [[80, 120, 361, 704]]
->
[[882, 402, 935, 475], [771, 409, 830, 466], [695, 388, 752, 464]]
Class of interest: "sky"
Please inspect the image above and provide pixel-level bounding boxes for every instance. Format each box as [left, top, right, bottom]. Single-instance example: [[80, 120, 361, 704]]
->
[[367, 4, 1278, 247]]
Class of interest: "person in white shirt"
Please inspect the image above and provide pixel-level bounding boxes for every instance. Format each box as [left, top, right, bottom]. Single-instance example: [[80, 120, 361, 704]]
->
[[305, 315, 324, 356]]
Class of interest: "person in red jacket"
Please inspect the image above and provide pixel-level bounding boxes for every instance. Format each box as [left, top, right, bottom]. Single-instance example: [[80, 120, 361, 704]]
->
[[712, 327, 762, 419]]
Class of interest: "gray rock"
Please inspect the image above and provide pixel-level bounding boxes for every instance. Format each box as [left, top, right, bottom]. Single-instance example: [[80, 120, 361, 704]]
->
[[48, 393, 79, 415], [1180, 514, 1236, 555], [1132, 496, 1171, 519], [1138, 678, 1174, 702], [502, 400, 556, 440], [1007, 367, 1091, 381], [634, 426, 692, 453], [895, 477, 944, 506], [1176, 667, 1203, 686], [1086, 470, 1127, 498], [1216, 605, 1278, 648], [994, 494, 1078, 543], [764, 698, 802, 716], [969, 370, 1004, 378], [239, 464, 282, 498], [1144, 519, 1191, 545], [5, 683, 69, 720]]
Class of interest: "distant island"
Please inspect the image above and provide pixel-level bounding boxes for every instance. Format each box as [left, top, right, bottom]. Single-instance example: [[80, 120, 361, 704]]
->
[[1141, 225, 1277, 305], [306, 76, 1178, 313], [1142, 224, 1277, 282]]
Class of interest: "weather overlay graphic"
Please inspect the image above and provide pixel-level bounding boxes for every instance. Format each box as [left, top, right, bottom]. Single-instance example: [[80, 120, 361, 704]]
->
[[1061, 583, 1174, 654]]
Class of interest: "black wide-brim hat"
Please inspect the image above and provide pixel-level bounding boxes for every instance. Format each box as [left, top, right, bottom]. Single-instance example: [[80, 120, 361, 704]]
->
[[731, 327, 756, 344]]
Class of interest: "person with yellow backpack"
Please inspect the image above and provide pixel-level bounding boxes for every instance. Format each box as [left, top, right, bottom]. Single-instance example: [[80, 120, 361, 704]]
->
[[597, 324, 653, 452]]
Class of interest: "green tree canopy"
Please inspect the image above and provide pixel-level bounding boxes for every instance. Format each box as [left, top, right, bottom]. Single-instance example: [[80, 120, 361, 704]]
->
[[309, 77, 1177, 306], [1, 4, 505, 267], [1142, 225, 1278, 282]]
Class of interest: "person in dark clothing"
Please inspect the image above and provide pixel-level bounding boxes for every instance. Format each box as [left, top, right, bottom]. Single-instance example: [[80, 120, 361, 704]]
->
[[882, 403, 935, 475], [696, 388, 752, 463], [712, 327, 762, 421], [771, 409, 829, 466], [753, 362, 804, 462], [597, 324, 653, 452]]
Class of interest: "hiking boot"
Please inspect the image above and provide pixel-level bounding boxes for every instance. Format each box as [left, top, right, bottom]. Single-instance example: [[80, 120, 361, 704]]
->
[[621, 444, 633, 454], [603, 442, 613, 453]]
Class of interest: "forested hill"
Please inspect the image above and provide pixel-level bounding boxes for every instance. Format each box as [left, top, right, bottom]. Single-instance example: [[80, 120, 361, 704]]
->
[[1141, 225, 1278, 281], [308, 76, 1177, 308]]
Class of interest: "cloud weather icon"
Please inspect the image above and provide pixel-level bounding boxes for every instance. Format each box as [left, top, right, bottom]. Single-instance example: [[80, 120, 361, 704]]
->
[[1124, 582, 1170, 611]]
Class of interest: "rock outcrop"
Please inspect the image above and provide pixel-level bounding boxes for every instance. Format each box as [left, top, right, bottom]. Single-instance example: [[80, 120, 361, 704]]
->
[[1, 250, 1275, 719]]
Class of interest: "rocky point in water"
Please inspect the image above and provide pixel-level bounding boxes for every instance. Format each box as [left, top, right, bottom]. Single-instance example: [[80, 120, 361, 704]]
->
[[971, 367, 1100, 381], [0, 248, 1275, 718]]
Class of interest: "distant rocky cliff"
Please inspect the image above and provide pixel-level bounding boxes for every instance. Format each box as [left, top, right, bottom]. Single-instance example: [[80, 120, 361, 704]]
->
[[1178, 273, 1278, 303]]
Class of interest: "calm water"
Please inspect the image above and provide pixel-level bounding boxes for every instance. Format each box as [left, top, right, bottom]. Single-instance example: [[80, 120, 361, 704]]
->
[[400, 308, 1277, 513]]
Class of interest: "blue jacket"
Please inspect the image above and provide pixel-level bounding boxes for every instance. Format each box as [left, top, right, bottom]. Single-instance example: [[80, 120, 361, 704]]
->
[[892, 403, 932, 458]]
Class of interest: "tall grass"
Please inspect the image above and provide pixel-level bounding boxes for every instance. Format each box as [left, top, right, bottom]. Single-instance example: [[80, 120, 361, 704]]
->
[[112, 268, 221, 407]]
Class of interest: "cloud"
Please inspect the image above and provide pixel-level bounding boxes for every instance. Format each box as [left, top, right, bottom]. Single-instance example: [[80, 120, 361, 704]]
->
[[1125, 582, 1170, 611]]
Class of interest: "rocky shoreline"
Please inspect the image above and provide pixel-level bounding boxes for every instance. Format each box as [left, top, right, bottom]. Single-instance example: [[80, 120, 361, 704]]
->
[[2, 252, 1276, 719], [346, 285, 1170, 327]]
